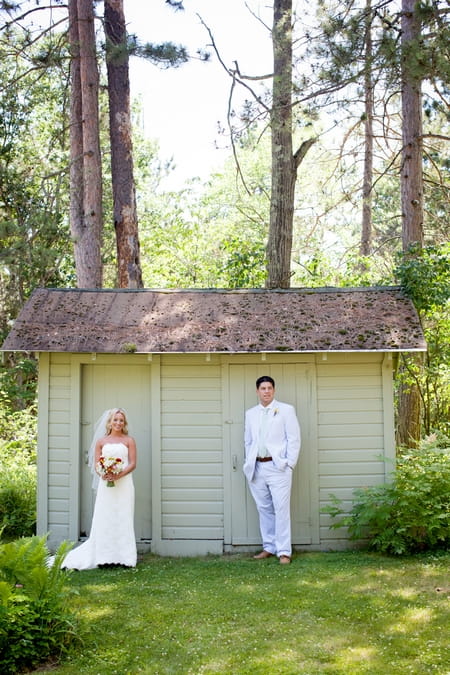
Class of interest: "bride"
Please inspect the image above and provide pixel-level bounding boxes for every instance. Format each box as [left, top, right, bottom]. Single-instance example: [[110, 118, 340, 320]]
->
[[62, 408, 137, 570]]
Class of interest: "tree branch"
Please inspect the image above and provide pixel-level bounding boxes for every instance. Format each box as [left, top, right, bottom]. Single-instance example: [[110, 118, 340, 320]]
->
[[293, 137, 317, 170], [196, 14, 271, 114]]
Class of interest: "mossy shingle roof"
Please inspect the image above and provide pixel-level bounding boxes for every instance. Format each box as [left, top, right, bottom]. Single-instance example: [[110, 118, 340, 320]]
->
[[1, 287, 426, 354]]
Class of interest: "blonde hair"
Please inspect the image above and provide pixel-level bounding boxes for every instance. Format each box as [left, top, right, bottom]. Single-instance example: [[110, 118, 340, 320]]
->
[[105, 408, 128, 435]]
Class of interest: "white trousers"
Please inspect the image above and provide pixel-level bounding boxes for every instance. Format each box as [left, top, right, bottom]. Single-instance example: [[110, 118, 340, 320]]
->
[[248, 460, 293, 557]]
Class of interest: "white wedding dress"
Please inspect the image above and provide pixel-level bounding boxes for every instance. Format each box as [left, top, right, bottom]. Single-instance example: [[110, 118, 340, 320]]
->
[[62, 442, 137, 570]]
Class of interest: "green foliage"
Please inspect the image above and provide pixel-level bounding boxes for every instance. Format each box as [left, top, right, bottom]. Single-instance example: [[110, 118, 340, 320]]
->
[[220, 235, 266, 288], [0, 535, 78, 674], [0, 450, 36, 538], [0, 32, 73, 297], [132, 39, 189, 67], [395, 243, 450, 314], [415, 1, 450, 83], [0, 31, 74, 409], [0, 403, 36, 459], [137, 126, 271, 289], [421, 307, 450, 434], [323, 438, 450, 554], [0, 405, 37, 538], [394, 244, 450, 434], [0, 355, 38, 410]]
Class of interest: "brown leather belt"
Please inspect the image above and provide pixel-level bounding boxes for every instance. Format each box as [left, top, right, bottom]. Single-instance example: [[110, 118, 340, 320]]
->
[[256, 457, 273, 462]]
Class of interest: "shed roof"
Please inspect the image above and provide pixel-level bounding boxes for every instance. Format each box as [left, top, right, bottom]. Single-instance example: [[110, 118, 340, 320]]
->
[[2, 287, 426, 354]]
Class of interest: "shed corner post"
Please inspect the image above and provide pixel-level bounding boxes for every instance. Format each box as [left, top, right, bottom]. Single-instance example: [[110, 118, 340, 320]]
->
[[36, 352, 50, 538], [382, 352, 396, 476], [150, 355, 162, 554]]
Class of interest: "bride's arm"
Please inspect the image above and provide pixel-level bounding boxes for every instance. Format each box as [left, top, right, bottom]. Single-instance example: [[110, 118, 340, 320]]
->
[[119, 437, 137, 478], [94, 440, 103, 468], [94, 439, 111, 481]]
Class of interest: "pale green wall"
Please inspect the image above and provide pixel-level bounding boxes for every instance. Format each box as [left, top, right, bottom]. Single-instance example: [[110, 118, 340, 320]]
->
[[37, 351, 394, 555]]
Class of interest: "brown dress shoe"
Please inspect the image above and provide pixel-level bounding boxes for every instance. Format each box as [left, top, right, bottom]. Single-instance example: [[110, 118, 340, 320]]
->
[[253, 550, 274, 559], [279, 555, 291, 564]]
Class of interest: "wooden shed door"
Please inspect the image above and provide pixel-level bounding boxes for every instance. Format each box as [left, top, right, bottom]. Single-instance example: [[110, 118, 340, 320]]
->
[[228, 363, 317, 546], [80, 364, 152, 543]]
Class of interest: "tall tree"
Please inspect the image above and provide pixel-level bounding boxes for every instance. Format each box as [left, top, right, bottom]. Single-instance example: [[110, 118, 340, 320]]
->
[[360, 0, 374, 257], [396, 0, 426, 446], [105, 0, 143, 289], [266, 0, 316, 288], [3, 0, 191, 291], [199, 2, 316, 290], [400, 0, 424, 250], [69, 0, 103, 288], [68, 0, 85, 285], [266, 0, 294, 288]]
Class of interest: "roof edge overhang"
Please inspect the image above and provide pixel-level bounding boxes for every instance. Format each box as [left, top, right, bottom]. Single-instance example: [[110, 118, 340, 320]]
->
[[1, 348, 426, 355], [24, 285, 405, 294]]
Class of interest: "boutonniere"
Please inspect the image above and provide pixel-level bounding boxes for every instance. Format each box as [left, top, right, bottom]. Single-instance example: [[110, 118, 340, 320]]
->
[[273, 408, 279, 417]]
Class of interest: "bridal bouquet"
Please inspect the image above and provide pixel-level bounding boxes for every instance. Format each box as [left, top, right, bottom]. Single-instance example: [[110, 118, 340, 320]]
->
[[96, 455, 124, 487]]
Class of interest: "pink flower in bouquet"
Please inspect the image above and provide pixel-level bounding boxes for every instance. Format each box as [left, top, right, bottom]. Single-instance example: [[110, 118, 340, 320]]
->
[[96, 455, 124, 486]]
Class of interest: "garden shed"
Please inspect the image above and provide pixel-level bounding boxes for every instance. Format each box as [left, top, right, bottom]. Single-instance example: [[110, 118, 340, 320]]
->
[[2, 286, 426, 556]]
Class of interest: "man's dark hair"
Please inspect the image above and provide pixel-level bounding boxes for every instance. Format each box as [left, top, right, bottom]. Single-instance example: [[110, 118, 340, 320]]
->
[[256, 375, 275, 389]]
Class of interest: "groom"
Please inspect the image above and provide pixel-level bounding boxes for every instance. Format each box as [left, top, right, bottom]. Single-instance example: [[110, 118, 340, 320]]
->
[[243, 375, 301, 564]]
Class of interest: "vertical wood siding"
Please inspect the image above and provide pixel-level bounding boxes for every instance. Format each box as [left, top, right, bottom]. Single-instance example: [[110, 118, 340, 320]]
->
[[160, 356, 223, 539]]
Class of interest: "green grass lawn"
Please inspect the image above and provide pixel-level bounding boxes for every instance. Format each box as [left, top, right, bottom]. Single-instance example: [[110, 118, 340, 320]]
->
[[37, 550, 449, 675]]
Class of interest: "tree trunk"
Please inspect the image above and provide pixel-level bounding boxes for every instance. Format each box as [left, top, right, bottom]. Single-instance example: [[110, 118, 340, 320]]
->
[[401, 0, 424, 250], [266, 0, 294, 289], [76, 0, 103, 288], [266, 0, 315, 289], [396, 0, 425, 447], [68, 0, 85, 280], [396, 357, 423, 447], [104, 0, 143, 288], [360, 0, 374, 257]]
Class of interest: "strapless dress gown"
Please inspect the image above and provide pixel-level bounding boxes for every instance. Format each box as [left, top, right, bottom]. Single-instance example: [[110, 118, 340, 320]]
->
[[62, 442, 137, 569]]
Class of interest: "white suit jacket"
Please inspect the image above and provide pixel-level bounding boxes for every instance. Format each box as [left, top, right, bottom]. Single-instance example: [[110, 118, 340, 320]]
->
[[243, 399, 301, 482]]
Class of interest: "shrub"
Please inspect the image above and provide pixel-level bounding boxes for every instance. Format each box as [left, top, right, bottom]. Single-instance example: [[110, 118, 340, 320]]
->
[[0, 405, 37, 538], [0, 403, 37, 458], [323, 438, 450, 555], [0, 450, 36, 538], [0, 535, 78, 674]]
